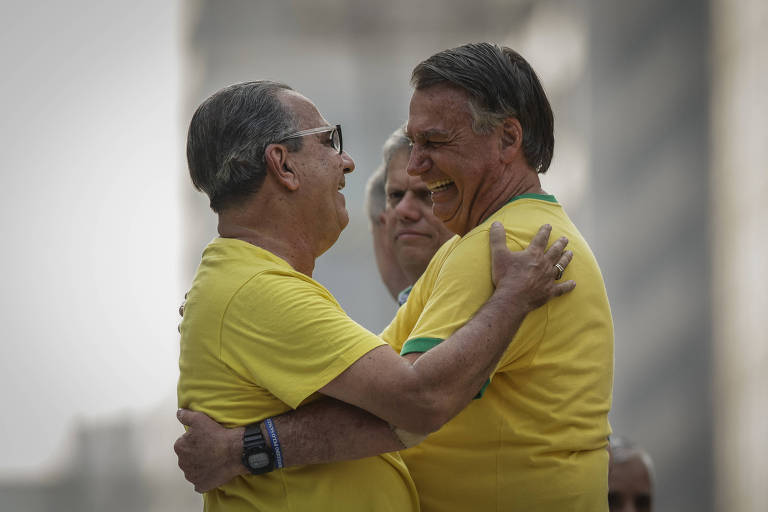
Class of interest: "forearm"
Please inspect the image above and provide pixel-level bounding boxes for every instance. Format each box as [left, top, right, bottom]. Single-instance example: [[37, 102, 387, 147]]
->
[[269, 398, 406, 467], [175, 399, 413, 492], [197, 398, 408, 484], [410, 286, 529, 424]]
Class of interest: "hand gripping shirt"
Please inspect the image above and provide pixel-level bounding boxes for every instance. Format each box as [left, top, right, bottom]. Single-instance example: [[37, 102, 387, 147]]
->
[[381, 194, 614, 512], [178, 238, 419, 512]]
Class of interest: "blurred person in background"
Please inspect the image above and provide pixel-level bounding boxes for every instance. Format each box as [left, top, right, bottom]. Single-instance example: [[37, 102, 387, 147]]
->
[[176, 42, 611, 511], [608, 436, 654, 512], [364, 137, 411, 301], [177, 79, 574, 511], [365, 125, 453, 305], [380, 125, 454, 306]]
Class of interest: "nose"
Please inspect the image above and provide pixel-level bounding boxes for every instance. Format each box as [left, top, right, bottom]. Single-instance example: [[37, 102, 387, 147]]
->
[[395, 191, 422, 222], [342, 151, 355, 174], [406, 145, 430, 177]]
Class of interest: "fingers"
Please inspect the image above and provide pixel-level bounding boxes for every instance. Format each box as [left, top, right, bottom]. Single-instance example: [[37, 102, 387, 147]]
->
[[553, 249, 573, 280], [176, 408, 199, 427], [528, 224, 553, 253], [179, 291, 189, 320], [178, 301, 186, 334], [173, 433, 186, 457], [544, 236, 569, 263], [557, 249, 574, 271], [488, 222, 508, 256], [553, 280, 576, 296]]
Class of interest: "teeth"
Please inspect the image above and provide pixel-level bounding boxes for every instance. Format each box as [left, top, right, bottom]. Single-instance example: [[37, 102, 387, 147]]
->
[[427, 179, 454, 192]]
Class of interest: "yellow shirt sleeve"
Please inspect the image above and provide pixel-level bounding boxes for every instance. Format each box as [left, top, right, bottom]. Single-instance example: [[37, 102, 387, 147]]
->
[[401, 226, 547, 373], [220, 270, 387, 409]]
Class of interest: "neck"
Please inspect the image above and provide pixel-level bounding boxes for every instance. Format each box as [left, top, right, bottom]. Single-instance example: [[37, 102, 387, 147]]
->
[[470, 167, 543, 232], [218, 207, 317, 277]]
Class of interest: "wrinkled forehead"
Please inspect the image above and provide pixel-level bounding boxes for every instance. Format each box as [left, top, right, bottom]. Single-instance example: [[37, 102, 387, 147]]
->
[[279, 89, 328, 129], [405, 84, 472, 140]]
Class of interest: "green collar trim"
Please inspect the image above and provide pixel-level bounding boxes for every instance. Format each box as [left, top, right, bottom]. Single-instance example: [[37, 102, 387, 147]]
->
[[505, 193, 558, 205], [479, 193, 558, 226]]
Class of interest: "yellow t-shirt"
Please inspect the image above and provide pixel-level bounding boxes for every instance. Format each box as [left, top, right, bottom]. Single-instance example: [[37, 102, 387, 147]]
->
[[382, 194, 614, 512], [178, 237, 419, 512]]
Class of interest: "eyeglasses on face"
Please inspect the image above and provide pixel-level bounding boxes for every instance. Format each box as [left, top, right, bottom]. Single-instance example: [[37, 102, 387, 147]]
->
[[278, 124, 342, 154]]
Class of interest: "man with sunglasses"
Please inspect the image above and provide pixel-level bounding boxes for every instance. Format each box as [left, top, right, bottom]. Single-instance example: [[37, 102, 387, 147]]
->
[[178, 80, 574, 511]]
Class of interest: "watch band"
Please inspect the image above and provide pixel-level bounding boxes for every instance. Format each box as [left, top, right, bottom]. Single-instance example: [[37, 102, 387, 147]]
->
[[242, 422, 275, 474]]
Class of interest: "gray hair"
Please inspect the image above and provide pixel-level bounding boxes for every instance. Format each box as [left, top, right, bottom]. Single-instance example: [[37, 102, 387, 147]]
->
[[365, 124, 411, 225], [186, 80, 302, 213], [609, 436, 655, 486], [411, 42, 554, 173]]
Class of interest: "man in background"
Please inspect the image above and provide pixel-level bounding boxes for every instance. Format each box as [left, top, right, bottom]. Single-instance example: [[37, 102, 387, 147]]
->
[[366, 125, 453, 305], [364, 133, 410, 301], [609, 436, 654, 512]]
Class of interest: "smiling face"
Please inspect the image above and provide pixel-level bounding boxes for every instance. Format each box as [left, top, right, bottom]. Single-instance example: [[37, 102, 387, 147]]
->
[[405, 83, 509, 236], [280, 91, 355, 252], [385, 148, 453, 283]]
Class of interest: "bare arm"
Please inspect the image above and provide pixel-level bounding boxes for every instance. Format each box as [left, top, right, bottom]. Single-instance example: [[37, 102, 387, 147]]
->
[[175, 399, 404, 493]]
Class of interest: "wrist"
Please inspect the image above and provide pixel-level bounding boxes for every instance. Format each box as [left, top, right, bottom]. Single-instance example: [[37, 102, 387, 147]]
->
[[262, 418, 285, 469], [230, 427, 249, 476], [489, 285, 530, 315]]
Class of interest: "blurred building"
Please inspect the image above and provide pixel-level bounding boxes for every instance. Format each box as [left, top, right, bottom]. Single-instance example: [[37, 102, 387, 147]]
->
[[587, 1, 713, 511], [0, 397, 199, 512]]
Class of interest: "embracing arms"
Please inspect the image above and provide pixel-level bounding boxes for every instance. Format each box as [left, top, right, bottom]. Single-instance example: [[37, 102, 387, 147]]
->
[[175, 223, 573, 491]]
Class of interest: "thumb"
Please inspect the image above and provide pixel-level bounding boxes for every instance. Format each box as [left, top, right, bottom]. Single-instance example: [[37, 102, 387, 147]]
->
[[489, 221, 508, 255], [177, 408, 195, 427]]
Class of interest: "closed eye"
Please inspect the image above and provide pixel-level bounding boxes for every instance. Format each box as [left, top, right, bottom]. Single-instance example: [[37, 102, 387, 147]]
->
[[387, 191, 404, 206]]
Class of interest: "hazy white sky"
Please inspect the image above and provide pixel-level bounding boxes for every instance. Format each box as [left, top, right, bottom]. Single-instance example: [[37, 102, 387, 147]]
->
[[0, 1, 181, 474]]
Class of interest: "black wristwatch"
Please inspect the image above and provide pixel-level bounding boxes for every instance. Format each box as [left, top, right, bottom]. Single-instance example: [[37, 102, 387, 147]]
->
[[242, 422, 275, 475]]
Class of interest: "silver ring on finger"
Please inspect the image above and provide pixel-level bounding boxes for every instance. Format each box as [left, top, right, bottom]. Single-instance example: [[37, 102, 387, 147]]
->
[[554, 263, 565, 280]]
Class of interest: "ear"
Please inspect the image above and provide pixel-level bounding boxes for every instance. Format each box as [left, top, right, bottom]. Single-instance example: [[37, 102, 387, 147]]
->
[[264, 143, 300, 191], [499, 117, 523, 164]]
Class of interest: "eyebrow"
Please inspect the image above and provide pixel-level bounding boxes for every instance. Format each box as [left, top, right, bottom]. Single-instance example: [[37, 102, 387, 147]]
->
[[408, 128, 451, 141]]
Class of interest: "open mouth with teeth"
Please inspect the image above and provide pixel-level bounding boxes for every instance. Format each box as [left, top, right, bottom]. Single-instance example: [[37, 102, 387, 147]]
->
[[427, 179, 454, 193]]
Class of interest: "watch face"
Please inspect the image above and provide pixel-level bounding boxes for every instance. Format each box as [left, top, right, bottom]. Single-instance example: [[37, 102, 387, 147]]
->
[[247, 452, 270, 469]]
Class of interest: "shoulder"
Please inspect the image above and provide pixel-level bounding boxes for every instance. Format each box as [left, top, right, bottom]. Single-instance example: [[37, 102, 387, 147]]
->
[[233, 268, 340, 311]]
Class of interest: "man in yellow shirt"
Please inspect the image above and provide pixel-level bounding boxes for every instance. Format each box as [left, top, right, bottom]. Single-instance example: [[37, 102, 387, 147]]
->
[[391, 44, 613, 510], [359, 86, 613, 507], [177, 79, 574, 511]]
